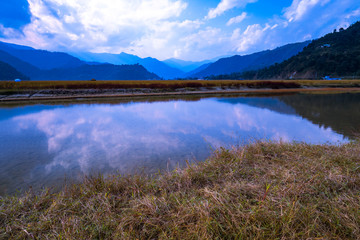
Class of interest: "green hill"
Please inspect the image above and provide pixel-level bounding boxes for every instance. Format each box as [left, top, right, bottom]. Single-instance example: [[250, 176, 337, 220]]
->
[[210, 21, 360, 80]]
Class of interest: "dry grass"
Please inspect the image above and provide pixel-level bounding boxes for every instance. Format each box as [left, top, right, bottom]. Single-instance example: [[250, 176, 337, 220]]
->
[[1, 79, 360, 91], [1, 141, 360, 239], [0, 80, 307, 91]]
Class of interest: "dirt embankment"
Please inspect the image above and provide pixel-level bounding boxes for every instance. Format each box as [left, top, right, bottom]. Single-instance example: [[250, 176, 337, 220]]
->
[[1, 79, 360, 102]]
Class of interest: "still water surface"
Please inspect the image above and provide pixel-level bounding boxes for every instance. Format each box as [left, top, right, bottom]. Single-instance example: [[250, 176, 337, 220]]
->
[[1, 93, 359, 195]]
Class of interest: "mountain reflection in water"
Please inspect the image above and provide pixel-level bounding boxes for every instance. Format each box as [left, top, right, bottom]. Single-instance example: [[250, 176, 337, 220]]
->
[[1, 93, 356, 195]]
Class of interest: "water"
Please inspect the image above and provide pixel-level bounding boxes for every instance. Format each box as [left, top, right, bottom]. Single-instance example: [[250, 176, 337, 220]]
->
[[1, 93, 359, 195]]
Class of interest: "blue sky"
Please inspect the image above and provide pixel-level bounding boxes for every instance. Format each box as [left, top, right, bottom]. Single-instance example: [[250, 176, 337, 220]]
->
[[0, 0, 359, 61]]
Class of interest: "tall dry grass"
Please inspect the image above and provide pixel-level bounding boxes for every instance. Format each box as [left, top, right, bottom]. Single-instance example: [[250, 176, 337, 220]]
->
[[0, 80, 305, 91], [1, 79, 360, 92], [1, 141, 360, 239]]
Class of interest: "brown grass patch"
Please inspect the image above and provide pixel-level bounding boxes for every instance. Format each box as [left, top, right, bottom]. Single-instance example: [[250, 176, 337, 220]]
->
[[1, 141, 360, 239]]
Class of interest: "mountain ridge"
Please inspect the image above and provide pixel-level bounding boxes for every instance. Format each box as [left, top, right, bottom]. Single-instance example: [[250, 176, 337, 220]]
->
[[163, 58, 215, 73], [0, 49, 40, 77], [3, 19, 358, 82], [215, 21, 360, 80], [34, 63, 159, 80], [0, 41, 86, 70], [0, 42, 160, 80], [70, 52, 184, 79], [190, 41, 311, 78]]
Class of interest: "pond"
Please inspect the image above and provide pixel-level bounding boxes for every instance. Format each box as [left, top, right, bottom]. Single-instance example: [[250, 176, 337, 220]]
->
[[1, 92, 359, 195]]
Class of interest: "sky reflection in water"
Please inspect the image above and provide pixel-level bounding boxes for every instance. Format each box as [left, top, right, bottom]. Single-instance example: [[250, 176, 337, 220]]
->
[[0, 96, 347, 194]]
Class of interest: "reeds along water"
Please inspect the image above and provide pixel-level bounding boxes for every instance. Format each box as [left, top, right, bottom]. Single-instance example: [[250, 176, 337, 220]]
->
[[0, 79, 307, 90]]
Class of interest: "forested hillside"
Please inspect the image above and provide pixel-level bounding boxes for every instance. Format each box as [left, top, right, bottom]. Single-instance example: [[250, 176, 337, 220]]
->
[[208, 21, 360, 80], [191, 41, 310, 78]]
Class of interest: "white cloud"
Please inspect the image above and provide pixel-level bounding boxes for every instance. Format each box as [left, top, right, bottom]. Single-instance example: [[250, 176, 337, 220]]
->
[[178, 27, 230, 60], [226, 12, 247, 26], [0, 24, 22, 39], [207, 0, 257, 19], [345, 9, 360, 19], [0, 0, 189, 56], [0, 0, 358, 61], [231, 24, 270, 52], [127, 19, 204, 59], [284, 0, 330, 22]]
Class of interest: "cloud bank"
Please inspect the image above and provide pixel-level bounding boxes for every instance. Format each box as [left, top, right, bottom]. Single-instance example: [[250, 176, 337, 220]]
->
[[0, 0, 358, 61]]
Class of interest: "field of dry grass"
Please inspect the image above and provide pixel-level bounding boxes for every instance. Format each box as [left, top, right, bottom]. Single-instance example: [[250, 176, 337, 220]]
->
[[1, 141, 359, 239], [0, 79, 359, 90], [0, 80, 305, 90], [0, 79, 360, 91]]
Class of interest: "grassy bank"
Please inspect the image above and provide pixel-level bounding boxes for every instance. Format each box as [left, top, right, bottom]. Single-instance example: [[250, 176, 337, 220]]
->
[[1, 79, 360, 91], [0, 80, 302, 91], [1, 141, 360, 239]]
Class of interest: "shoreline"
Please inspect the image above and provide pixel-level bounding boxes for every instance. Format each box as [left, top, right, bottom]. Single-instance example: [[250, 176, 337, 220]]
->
[[1, 87, 360, 102]]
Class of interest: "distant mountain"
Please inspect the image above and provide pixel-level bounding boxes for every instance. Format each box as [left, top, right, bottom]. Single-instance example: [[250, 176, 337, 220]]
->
[[0, 41, 34, 51], [140, 57, 184, 79], [71, 52, 139, 65], [0, 42, 159, 80], [34, 63, 159, 80], [163, 58, 214, 73], [0, 50, 40, 77], [186, 63, 212, 78], [0, 41, 85, 70], [0, 61, 29, 80], [190, 41, 311, 78], [234, 21, 360, 80], [71, 52, 183, 79]]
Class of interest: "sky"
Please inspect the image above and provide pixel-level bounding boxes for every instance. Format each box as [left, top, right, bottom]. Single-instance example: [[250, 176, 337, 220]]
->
[[0, 0, 359, 61]]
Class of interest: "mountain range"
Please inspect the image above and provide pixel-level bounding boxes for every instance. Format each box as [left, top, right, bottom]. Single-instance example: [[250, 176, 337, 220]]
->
[[0, 42, 159, 80], [0, 39, 308, 80], [0, 41, 84, 70], [1, 21, 357, 81], [68, 41, 309, 80], [214, 21, 360, 80], [163, 58, 217, 73], [71, 52, 184, 79], [190, 41, 310, 78], [35, 64, 158, 81]]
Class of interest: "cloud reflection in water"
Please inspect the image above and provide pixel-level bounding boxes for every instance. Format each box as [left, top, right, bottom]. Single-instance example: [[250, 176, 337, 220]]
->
[[0, 97, 346, 194], [13, 99, 346, 173]]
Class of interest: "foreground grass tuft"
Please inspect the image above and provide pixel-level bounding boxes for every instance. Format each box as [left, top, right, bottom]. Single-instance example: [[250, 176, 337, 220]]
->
[[1, 141, 360, 239]]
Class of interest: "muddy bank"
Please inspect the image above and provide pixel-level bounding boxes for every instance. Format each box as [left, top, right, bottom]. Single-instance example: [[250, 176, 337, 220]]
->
[[1, 87, 360, 102]]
